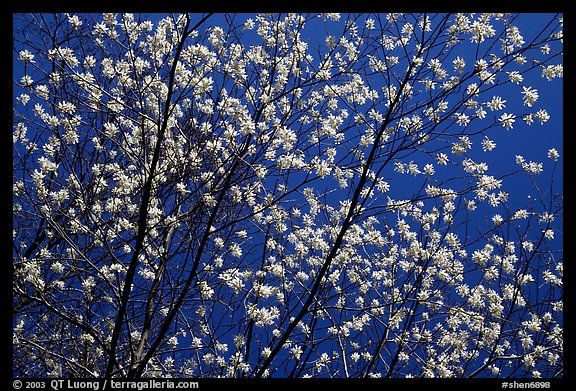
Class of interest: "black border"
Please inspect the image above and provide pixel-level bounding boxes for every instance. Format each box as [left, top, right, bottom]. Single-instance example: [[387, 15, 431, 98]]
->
[[5, 3, 570, 389]]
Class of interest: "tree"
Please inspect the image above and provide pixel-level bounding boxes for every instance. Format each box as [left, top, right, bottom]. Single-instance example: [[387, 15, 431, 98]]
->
[[13, 13, 563, 378]]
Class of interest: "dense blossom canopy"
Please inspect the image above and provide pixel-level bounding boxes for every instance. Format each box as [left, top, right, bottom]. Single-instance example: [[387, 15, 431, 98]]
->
[[13, 13, 562, 378]]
